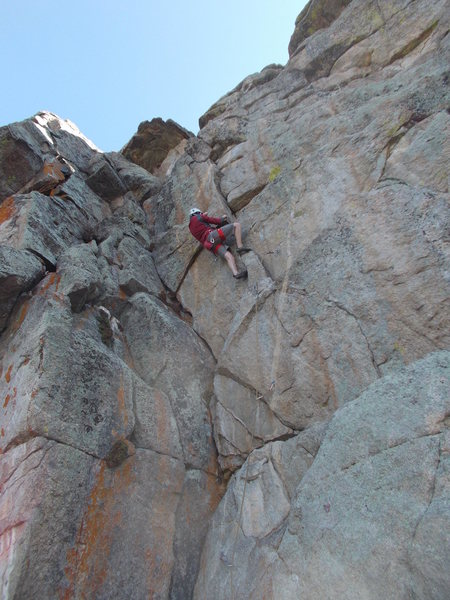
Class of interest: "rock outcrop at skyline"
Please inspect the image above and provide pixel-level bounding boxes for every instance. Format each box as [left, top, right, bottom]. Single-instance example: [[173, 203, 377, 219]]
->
[[1, 0, 449, 598]]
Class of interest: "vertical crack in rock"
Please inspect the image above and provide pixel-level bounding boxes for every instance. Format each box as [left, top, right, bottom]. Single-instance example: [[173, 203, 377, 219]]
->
[[389, 20, 440, 65], [216, 400, 265, 444], [326, 297, 382, 377], [410, 433, 442, 543]]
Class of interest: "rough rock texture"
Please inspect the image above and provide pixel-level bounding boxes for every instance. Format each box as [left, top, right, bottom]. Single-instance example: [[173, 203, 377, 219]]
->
[[0, 245, 45, 331], [195, 352, 450, 599], [0, 113, 224, 599], [0, 0, 449, 598], [180, 0, 449, 467], [121, 118, 192, 175], [288, 0, 353, 57]]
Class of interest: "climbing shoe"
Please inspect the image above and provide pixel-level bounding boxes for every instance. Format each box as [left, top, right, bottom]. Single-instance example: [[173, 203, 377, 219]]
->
[[233, 269, 248, 280], [237, 247, 251, 255]]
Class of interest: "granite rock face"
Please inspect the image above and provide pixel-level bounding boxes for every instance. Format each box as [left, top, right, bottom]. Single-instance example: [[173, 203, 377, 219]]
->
[[0, 113, 224, 599], [288, 0, 353, 57], [178, 0, 449, 468], [195, 352, 450, 600], [0, 0, 449, 598]]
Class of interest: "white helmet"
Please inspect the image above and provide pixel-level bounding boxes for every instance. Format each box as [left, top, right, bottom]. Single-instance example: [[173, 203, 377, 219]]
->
[[189, 207, 202, 216]]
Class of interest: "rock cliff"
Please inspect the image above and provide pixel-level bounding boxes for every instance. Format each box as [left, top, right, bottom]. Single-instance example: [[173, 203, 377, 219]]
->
[[0, 0, 449, 598]]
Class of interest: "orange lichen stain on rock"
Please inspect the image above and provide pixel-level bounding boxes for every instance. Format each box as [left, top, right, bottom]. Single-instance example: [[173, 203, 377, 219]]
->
[[118, 287, 127, 300], [145, 545, 173, 599], [52, 292, 65, 304], [116, 373, 128, 429], [143, 451, 183, 595], [60, 459, 135, 600], [121, 337, 136, 372], [4, 365, 13, 384], [205, 467, 226, 513], [39, 273, 61, 296], [2, 388, 15, 410], [0, 197, 15, 224], [43, 161, 65, 182], [175, 203, 185, 225], [13, 302, 30, 333]]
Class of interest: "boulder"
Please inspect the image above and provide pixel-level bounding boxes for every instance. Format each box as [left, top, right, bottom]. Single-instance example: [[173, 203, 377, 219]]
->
[[116, 236, 165, 298], [86, 154, 128, 200], [0, 124, 44, 201], [56, 171, 108, 228], [32, 111, 100, 172], [121, 118, 192, 175], [57, 241, 103, 312]]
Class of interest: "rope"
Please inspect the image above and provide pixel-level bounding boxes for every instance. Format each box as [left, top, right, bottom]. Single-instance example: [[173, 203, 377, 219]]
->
[[229, 281, 260, 600]]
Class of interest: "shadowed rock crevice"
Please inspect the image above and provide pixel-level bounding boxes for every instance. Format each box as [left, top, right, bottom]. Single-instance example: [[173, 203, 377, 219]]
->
[[2, 428, 103, 460], [388, 20, 440, 65]]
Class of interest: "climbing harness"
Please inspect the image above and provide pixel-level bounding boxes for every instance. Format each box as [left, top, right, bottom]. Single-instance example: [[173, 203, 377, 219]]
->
[[212, 243, 224, 256], [205, 223, 228, 256], [217, 227, 226, 242]]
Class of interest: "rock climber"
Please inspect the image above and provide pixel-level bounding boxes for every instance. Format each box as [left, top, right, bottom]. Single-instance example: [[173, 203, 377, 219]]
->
[[188, 208, 251, 279]]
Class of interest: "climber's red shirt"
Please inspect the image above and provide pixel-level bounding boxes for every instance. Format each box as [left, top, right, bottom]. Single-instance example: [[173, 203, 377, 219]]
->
[[189, 213, 222, 250]]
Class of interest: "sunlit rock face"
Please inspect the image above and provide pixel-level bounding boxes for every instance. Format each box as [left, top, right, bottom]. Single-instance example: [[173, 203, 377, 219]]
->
[[195, 352, 450, 600], [0, 0, 449, 598], [0, 112, 224, 600]]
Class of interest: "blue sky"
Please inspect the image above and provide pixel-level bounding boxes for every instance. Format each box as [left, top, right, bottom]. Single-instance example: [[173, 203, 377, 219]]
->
[[1, 1, 307, 152]]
